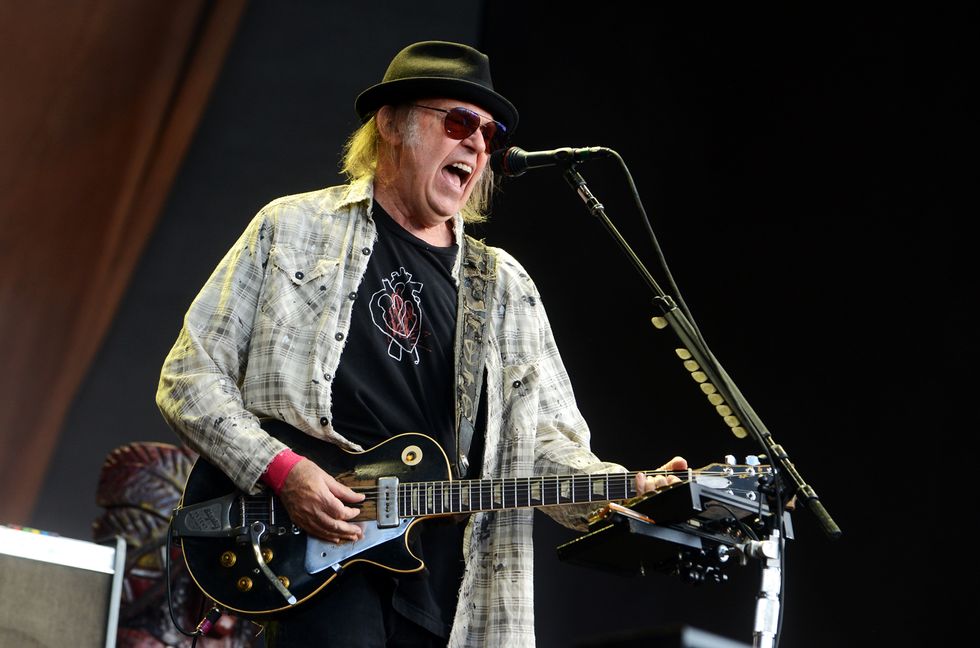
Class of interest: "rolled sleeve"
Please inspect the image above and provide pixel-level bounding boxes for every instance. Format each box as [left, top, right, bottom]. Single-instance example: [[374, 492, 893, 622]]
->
[[156, 209, 287, 493]]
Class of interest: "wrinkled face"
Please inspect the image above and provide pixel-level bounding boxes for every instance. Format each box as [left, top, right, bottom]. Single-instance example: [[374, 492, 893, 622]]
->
[[383, 98, 493, 226]]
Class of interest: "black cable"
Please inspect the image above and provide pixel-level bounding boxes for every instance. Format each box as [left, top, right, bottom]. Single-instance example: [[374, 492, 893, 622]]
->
[[609, 149, 707, 347], [703, 502, 759, 541], [165, 516, 206, 638]]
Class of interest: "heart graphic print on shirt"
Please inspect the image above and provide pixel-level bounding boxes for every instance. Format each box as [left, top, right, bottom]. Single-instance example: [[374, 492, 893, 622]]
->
[[370, 266, 425, 364]]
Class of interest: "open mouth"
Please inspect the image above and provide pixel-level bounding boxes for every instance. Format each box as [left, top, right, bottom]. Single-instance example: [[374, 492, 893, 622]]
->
[[444, 161, 473, 189]]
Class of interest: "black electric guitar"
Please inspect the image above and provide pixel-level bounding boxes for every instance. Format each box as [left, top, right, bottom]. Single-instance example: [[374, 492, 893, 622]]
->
[[174, 421, 771, 617]]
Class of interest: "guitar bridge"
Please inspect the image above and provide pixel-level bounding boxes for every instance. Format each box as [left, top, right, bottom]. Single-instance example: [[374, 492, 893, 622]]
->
[[377, 477, 399, 528]]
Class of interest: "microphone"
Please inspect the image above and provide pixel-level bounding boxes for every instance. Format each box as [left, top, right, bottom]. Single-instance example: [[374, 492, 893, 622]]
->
[[490, 146, 612, 177]]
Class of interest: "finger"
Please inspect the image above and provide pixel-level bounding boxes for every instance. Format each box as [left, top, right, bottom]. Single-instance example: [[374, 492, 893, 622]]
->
[[655, 456, 687, 485], [323, 508, 363, 537], [317, 478, 362, 520], [312, 509, 362, 539], [636, 471, 666, 494], [319, 494, 362, 523], [661, 456, 688, 472], [334, 524, 362, 540], [635, 472, 646, 493], [326, 474, 366, 503]]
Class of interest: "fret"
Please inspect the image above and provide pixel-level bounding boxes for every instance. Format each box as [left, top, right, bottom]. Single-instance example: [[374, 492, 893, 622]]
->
[[517, 478, 529, 508], [615, 473, 625, 499], [530, 478, 542, 505], [394, 471, 642, 520], [559, 476, 573, 503], [461, 481, 470, 512], [574, 476, 585, 503], [592, 474, 606, 500]]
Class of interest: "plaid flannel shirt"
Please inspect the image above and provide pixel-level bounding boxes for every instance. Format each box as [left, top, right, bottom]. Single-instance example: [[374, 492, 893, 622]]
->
[[156, 177, 626, 647]]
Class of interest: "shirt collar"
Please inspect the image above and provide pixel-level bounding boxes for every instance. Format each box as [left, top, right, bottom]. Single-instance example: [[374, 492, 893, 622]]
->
[[336, 175, 375, 210]]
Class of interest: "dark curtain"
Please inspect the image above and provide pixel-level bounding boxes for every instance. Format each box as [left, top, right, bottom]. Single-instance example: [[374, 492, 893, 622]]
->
[[0, 0, 247, 524]]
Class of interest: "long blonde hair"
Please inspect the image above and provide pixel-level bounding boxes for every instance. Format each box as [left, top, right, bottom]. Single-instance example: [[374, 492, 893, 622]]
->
[[340, 109, 495, 224]]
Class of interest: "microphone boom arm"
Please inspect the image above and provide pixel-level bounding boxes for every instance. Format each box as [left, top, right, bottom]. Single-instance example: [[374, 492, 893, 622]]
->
[[560, 162, 841, 542]]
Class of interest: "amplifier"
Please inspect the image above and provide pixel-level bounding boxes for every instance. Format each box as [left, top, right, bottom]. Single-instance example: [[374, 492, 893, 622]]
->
[[0, 525, 125, 648]]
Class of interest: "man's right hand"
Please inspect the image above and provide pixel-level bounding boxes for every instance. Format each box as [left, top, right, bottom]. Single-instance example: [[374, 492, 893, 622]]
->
[[277, 458, 365, 544]]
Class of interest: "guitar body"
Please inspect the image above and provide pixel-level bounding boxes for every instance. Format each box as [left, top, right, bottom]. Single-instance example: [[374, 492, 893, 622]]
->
[[178, 424, 451, 617]]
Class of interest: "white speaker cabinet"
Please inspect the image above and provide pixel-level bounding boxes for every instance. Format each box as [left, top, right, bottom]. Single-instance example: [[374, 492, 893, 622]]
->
[[0, 525, 126, 648]]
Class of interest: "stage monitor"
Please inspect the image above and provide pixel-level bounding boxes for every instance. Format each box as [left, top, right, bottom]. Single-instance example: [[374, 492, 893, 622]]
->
[[0, 524, 126, 647]]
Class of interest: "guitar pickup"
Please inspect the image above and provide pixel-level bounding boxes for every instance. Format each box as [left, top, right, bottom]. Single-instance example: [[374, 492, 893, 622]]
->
[[377, 477, 399, 528]]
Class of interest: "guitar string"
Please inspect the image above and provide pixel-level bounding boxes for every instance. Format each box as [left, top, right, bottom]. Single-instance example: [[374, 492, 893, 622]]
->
[[241, 468, 767, 512], [240, 470, 764, 500], [346, 468, 762, 497]]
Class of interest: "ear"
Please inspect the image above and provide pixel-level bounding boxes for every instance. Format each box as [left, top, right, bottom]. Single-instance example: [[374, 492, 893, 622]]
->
[[376, 105, 403, 145]]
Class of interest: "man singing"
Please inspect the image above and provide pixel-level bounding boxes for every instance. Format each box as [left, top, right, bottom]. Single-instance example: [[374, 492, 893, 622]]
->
[[158, 40, 685, 647]]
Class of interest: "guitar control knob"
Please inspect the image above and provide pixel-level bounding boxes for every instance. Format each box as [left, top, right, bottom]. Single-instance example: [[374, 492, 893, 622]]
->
[[262, 548, 274, 563], [236, 577, 253, 592], [278, 576, 290, 588], [220, 551, 237, 568]]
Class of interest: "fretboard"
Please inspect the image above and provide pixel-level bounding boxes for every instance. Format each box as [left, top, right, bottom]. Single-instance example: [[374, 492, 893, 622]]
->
[[397, 473, 636, 517]]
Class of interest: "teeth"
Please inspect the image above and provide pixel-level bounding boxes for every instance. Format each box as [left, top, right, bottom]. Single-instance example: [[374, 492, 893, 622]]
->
[[450, 162, 473, 175]]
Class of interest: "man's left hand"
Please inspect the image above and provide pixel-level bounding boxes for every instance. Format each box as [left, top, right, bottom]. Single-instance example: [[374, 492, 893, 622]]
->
[[635, 456, 688, 494]]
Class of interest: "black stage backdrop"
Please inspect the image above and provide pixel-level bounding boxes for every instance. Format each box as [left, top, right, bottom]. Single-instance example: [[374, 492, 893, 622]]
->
[[32, 2, 964, 646]]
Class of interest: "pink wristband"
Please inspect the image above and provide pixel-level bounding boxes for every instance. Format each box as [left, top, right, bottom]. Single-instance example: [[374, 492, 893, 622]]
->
[[261, 448, 304, 495]]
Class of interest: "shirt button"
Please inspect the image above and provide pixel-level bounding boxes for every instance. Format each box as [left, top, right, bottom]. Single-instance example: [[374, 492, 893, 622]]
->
[[335, 333, 344, 341], [319, 416, 328, 426], [294, 271, 304, 280], [513, 380, 522, 388], [348, 292, 357, 300], [323, 373, 332, 381], [361, 247, 371, 255]]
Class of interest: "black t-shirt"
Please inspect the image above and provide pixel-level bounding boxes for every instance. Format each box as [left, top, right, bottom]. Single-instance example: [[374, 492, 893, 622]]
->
[[330, 201, 464, 639]]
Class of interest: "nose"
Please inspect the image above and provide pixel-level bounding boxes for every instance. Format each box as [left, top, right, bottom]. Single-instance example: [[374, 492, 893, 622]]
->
[[461, 127, 487, 155]]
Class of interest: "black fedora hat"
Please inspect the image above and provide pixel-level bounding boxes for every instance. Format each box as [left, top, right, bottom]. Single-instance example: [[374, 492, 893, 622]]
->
[[355, 41, 519, 132]]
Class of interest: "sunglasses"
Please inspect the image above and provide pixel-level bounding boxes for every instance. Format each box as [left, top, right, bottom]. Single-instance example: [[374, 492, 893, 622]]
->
[[413, 104, 508, 152]]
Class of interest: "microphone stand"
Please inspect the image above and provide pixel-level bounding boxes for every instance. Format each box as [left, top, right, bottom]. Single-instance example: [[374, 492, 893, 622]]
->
[[558, 160, 841, 648]]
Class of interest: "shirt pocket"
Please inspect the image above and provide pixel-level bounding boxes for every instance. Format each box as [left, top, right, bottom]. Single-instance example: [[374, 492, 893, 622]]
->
[[501, 363, 539, 433], [259, 245, 339, 329]]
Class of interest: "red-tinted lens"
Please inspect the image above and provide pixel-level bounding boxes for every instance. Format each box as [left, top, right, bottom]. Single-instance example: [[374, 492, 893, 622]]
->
[[444, 108, 481, 140], [445, 107, 507, 152]]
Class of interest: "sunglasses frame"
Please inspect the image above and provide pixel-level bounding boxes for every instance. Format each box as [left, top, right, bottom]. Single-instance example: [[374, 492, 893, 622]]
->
[[412, 104, 508, 152]]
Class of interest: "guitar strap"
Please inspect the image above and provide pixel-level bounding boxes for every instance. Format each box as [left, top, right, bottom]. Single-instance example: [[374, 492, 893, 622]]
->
[[453, 234, 497, 479]]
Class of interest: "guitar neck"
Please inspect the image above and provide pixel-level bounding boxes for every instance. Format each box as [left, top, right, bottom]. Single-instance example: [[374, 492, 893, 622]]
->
[[398, 472, 638, 517]]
